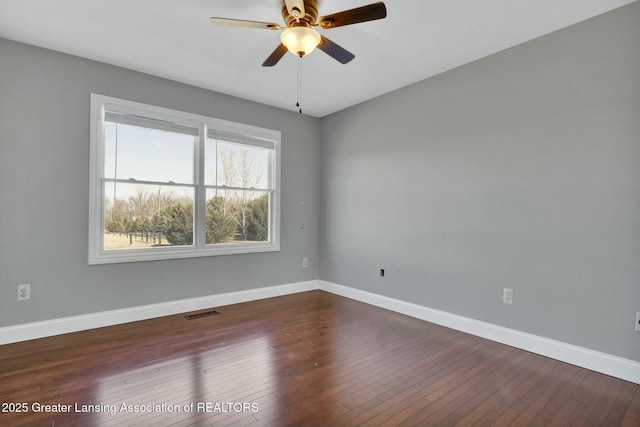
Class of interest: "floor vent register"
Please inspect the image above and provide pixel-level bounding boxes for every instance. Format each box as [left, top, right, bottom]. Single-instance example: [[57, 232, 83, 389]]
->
[[184, 310, 220, 320]]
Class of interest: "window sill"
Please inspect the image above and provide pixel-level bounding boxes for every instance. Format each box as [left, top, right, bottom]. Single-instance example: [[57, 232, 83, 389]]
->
[[88, 243, 280, 265]]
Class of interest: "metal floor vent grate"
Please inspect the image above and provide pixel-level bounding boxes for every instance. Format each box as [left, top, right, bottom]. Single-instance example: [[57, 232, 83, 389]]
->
[[184, 310, 220, 320]]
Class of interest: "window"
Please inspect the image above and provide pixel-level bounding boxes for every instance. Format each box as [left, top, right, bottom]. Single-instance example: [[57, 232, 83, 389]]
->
[[89, 94, 280, 264]]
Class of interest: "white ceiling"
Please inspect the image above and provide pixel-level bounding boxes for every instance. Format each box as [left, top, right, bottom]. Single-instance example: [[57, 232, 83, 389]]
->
[[0, 0, 635, 117]]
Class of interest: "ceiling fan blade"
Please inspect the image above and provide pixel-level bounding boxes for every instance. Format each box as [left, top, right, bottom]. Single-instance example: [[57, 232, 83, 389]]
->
[[318, 2, 387, 29], [262, 43, 289, 67], [210, 17, 282, 30], [284, 0, 305, 18], [317, 36, 355, 64]]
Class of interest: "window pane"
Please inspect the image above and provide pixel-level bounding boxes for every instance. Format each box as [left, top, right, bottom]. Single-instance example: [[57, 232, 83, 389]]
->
[[103, 182, 194, 250], [104, 116, 196, 184], [205, 189, 270, 244], [90, 94, 280, 264], [205, 139, 270, 189]]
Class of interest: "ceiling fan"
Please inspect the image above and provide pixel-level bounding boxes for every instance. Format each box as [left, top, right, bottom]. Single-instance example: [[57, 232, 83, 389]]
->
[[210, 0, 387, 66]]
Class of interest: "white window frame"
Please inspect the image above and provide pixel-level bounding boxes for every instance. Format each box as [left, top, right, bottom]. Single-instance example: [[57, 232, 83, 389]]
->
[[88, 94, 281, 265]]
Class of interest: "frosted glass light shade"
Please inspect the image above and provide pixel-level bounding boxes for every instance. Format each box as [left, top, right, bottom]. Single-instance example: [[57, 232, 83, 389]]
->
[[280, 27, 321, 56]]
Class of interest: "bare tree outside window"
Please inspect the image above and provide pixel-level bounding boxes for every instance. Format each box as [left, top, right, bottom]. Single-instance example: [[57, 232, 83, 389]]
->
[[207, 142, 269, 244]]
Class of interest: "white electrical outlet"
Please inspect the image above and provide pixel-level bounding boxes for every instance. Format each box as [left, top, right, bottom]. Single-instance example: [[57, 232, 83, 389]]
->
[[635, 312, 640, 332], [302, 257, 308, 268], [503, 288, 513, 305], [18, 284, 30, 301]]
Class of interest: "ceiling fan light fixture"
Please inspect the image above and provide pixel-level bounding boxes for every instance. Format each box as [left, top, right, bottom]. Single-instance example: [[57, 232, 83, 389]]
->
[[280, 26, 321, 57]]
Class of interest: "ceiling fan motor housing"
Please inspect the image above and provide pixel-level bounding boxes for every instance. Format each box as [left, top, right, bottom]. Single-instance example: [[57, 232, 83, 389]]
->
[[282, 0, 318, 27]]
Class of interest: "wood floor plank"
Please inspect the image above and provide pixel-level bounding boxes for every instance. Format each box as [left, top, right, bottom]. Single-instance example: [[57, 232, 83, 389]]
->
[[583, 375, 626, 425], [545, 369, 601, 426], [0, 290, 637, 427], [395, 347, 519, 426], [416, 348, 533, 426], [603, 381, 640, 426], [452, 352, 544, 427], [524, 365, 590, 426], [621, 387, 640, 427]]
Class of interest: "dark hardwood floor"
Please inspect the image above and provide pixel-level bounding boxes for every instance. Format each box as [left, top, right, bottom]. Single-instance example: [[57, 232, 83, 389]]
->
[[0, 290, 638, 426]]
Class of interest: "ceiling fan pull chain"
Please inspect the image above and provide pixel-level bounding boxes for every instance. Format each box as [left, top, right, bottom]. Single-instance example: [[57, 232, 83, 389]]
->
[[297, 54, 303, 114]]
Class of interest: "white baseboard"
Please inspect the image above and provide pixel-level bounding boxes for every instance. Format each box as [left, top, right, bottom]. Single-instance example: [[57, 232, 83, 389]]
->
[[0, 280, 318, 346], [1, 279, 637, 384], [318, 280, 640, 385]]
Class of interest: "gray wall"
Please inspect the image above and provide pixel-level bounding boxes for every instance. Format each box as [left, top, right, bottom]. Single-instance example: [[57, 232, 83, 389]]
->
[[320, 2, 640, 361], [0, 38, 321, 326]]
